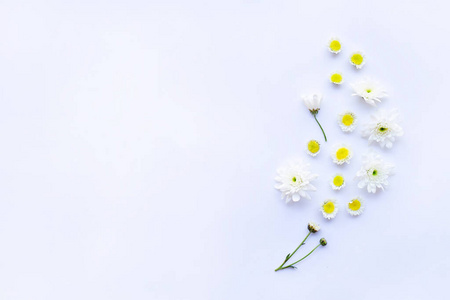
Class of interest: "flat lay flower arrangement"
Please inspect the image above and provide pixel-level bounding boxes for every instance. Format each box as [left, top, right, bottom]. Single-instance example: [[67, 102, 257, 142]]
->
[[273, 37, 403, 271]]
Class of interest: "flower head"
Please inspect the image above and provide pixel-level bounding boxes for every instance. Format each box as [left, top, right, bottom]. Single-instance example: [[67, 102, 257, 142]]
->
[[337, 111, 357, 132], [351, 78, 387, 106], [356, 152, 394, 193], [350, 51, 366, 69], [331, 144, 353, 165], [308, 222, 320, 233], [328, 38, 342, 54], [275, 160, 318, 202], [347, 197, 364, 216], [330, 72, 343, 85], [320, 238, 327, 246], [321, 199, 338, 219], [362, 109, 403, 148], [330, 174, 345, 190], [306, 140, 320, 156], [302, 93, 322, 113]]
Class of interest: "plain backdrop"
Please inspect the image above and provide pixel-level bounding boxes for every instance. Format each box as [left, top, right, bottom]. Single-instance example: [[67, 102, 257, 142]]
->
[[0, 0, 449, 299]]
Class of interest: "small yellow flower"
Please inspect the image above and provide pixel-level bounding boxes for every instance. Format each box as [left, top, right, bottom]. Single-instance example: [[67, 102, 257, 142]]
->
[[337, 111, 357, 132], [350, 51, 366, 69], [306, 140, 320, 157], [347, 197, 364, 216], [321, 199, 338, 219], [328, 38, 342, 54], [330, 72, 343, 85], [330, 174, 345, 190], [331, 144, 353, 165]]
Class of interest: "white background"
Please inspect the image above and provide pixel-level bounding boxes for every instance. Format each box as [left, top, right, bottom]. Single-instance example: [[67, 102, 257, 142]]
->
[[0, 1, 449, 299]]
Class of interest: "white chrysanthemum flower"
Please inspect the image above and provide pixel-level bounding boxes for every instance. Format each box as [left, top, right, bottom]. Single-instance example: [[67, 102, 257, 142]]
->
[[337, 111, 357, 132], [331, 144, 353, 165], [362, 109, 403, 148], [307, 222, 320, 233], [347, 197, 364, 216], [351, 78, 387, 106], [328, 37, 342, 54], [349, 51, 366, 69], [356, 152, 394, 193], [321, 199, 338, 220], [330, 72, 343, 85], [274, 160, 318, 203], [302, 93, 322, 112], [330, 174, 345, 190], [306, 140, 320, 157]]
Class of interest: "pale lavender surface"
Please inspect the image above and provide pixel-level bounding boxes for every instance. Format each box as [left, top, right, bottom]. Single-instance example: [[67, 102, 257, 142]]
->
[[0, 1, 448, 299]]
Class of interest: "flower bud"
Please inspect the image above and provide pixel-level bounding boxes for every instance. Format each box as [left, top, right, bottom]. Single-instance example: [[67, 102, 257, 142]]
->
[[307, 222, 320, 233], [320, 238, 327, 246]]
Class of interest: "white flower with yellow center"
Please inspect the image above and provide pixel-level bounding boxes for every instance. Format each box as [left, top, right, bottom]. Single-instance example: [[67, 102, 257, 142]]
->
[[349, 51, 366, 69], [330, 174, 345, 190], [362, 109, 403, 148], [306, 140, 320, 157], [356, 152, 394, 193], [331, 144, 353, 165], [347, 197, 364, 216], [330, 72, 343, 85], [351, 78, 387, 106], [275, 160, 318, 203], [321, 199, 338, 219], [337, 111, 357, 132], [328, 38, 342, 54]]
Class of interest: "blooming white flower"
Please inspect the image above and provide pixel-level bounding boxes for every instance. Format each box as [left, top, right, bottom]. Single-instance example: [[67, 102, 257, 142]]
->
[[302, 93, 322, 112], [349, 51, 366, 69], [321, 199, 338, 219], [275, 160, 318, 203], [328, 37, 342, 54], [347, 197, 364, 216], [356, 152, 394, 193], [302, 93, 327, 142], [330, 174, 345, 190], [362, 109, 403, 148], [331, 144, 353, 165], [351, 78, 387, 106], [337, 111, 357, 132], [307, 222, 320, 233], [306, 140, 320, 156], [330, 72, 343, 85]]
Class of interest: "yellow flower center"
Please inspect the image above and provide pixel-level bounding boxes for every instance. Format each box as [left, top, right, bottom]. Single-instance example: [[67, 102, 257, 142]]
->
[[351, 53, 364, 65], [323, 201, 335, 214], [330, 73, 342, 84], [342, 114, 354, 126], [348, 199, 361, 211], [329, 40, 341, 52], [333, 175, 344, 187], [336, 148, 349, 160], [307, 140, 320, 154]]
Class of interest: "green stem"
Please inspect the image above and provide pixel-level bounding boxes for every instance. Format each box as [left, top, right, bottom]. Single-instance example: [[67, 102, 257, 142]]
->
[[274, 232, 311, 271], [313, 114, 327, 142], [275, 243, 321, 271]]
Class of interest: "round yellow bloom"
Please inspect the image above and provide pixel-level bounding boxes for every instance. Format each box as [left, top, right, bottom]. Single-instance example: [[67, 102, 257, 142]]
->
[[306, 140, 320, 157], [330, 72, 343, 85], [321, 199, 338, 219], [331, 144, 353, 165], [347, 197, 364, 216], [331, 174, 345, 190], [337, 111, 357, 132], [350, 51, 366, 69], [328, 38, 342, 54]]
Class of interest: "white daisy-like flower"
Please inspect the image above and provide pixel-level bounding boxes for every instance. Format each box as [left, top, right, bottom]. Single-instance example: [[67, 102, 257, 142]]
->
[[347, 197, 364, 216], [351, 78, 387, 106], [349, 51, 366, 69], [307, 222, 320, 233], [356, 152, 394, 193], [306, 139, 320, 157], [274, 160, 318, 203], [330, 174, 345, 190], [321, 199, 338, 220], [331, 144, 353, 165], [328, 37, 342, 54], [302, 93, 327, 142], [337, 111, 357, 132], [362, 109, 403, 148], [330, 72, 343, 85]]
